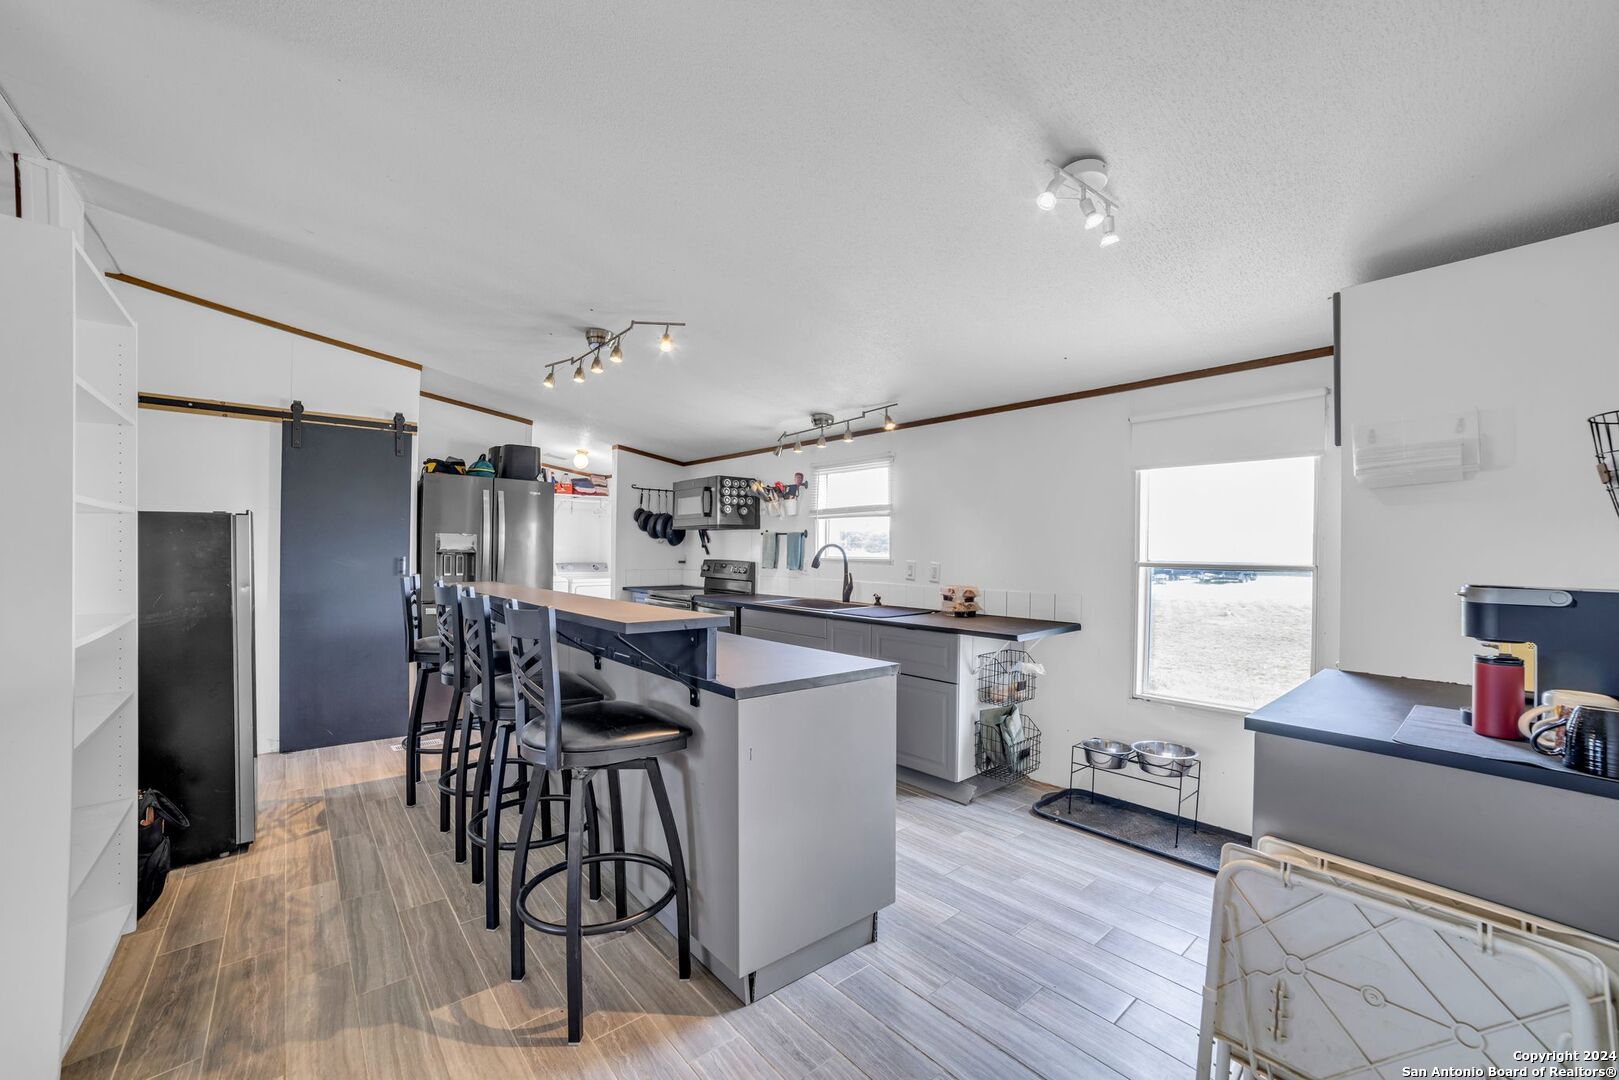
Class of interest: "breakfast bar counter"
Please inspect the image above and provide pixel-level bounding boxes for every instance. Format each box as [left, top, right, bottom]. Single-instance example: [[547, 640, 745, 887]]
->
[[467, 581, 900, 1003]]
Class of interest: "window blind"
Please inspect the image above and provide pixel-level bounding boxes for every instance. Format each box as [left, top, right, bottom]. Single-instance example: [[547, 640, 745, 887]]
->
[[1129, 388, 1329, 470]]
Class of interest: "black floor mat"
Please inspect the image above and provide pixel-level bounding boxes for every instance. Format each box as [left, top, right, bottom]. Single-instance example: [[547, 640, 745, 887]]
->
[[1032, 789, 1249, 873]]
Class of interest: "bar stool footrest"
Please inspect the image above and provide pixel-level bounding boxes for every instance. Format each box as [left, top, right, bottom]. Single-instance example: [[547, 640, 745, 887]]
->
[[469, 791, 568, 853], [515, 852, 675, 937]]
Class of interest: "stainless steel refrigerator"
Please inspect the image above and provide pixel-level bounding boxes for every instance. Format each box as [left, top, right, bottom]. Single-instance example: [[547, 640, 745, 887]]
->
[[138, 511, 257, 865], [417, 472, 556, 587]]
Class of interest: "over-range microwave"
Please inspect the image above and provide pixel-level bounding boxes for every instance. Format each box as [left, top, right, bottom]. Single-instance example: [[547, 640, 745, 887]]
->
[[673, 475, 758, 530]]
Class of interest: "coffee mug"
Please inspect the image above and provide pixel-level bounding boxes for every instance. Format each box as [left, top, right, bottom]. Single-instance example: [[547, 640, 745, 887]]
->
[[1518, 689, 1619, 741]]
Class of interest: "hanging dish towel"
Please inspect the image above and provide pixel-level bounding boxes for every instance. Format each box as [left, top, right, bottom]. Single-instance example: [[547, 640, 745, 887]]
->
[[760, 531, 777, 569], [785, 532, 805, 571]]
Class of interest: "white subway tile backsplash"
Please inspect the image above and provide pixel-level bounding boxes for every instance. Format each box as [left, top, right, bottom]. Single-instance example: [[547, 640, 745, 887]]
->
[[1030, 592, 1056, 621], [1055, 593, 1083, 622], [980, 589, 1006, 616], [1005, 590, 1031, 619]]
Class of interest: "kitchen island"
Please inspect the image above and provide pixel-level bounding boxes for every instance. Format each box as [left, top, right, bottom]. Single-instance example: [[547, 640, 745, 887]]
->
[[1249, 669, 1619, 939], [468, 582, 899, 1003]]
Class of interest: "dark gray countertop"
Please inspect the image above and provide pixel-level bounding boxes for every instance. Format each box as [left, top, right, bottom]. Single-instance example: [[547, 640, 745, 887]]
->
[[695, 593, 1081, 642], [702, 634, 897, 700], [1247, 669, 1619, 801]]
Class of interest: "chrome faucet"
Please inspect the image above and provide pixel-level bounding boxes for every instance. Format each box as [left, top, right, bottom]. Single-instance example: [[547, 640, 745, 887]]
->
[[811, 543, 854, 602]]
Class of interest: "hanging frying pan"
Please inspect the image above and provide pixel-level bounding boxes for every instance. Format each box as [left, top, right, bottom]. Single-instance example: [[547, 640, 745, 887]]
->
[[653, 490, 674, 540], [633, 490, 649, 529], [666, 526, 686, 546]]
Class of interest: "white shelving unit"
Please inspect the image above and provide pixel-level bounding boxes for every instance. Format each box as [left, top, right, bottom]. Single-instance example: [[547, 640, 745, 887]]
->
[[0, 214, 139, 1073]]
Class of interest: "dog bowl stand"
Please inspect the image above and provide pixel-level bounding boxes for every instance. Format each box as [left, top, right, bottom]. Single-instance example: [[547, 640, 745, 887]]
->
[[1066, 744, 1203, 847]]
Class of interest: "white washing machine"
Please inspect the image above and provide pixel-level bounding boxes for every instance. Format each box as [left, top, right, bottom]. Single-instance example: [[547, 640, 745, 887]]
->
[[555, 561, 611, 597]]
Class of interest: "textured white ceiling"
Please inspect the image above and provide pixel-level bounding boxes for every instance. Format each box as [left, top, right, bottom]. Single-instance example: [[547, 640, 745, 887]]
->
[[5, 1, 1619, 460]]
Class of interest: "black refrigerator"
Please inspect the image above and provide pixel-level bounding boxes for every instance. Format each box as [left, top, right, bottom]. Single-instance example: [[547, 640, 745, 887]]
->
[[138, 511, 257, 866]]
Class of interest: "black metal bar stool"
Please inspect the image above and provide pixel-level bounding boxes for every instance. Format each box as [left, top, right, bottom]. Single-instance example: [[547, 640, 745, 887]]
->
[[459, 593, 606, 929], [504, 604, 692, 1045], [429, 582, 485, 847], [400, 574, 448, 808]]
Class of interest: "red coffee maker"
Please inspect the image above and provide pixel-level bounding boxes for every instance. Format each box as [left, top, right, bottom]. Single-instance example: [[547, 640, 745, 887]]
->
[[1470, 652, 1527, 739]]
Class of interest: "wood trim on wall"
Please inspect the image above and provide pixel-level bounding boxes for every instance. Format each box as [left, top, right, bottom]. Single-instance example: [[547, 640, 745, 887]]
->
[[419, 390, 531, 427], [674, 345, 1335, 467], [106, 273, 425, 371]]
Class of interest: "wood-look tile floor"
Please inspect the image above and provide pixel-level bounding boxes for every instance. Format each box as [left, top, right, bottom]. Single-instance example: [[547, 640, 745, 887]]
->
[[63, 737, 1215, 1079]]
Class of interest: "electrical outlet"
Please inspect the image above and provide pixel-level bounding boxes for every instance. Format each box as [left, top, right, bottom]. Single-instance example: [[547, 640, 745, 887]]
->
[[928, 561, 941, 583], [904, 561, 916, 581]]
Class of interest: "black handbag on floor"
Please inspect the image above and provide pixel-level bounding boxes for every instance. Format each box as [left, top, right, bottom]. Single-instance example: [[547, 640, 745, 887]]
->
[[136, 789, 189, 917]]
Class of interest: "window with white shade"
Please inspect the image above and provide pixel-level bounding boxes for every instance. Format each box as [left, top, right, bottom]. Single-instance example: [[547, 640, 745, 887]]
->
[[1135, 455, 1319, 712], [812, 458, 892, 560]]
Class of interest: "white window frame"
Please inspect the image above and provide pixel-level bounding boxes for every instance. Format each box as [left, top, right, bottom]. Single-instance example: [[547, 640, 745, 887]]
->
[[1131, 455, 1321, 715], [811, 456, 894, 563]]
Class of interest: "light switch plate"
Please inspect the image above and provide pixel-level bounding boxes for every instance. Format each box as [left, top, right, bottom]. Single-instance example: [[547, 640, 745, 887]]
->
[[904, 560, 916, 581], [928, 561, 941, 583]]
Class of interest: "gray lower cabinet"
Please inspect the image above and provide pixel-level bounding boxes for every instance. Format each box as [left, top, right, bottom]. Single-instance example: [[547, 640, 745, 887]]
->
[[829, 620, 873, 658], [895, 674, 957, 777]]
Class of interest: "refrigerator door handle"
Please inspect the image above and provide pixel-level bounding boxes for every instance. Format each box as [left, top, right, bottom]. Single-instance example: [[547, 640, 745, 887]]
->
[[481, 488, 492, 580], [496, 489, 508, 580]]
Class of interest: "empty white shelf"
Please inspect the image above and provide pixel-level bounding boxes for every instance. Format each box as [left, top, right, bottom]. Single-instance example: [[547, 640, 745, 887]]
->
[[73, 690, 133, 749], [74, 245, 134, 328], [74, 613, 135, 649], [74, 377, 135, 426], [61, 902, 133, 1055], [69, 799, 133, 898], [74, 494, 136, 515]]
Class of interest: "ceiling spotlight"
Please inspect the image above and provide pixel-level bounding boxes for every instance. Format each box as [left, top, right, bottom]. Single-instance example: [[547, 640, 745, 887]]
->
[[1035, 173, 1065, 211], [573, 449, 589, 469], [772, 442, 783, 457], [543, 370, 555, 389], [883, 408, 896, 431], [608, 341, 623, 363], [1079, 193, 1104, 229], [572, 363, 586, 383], [843, 422, 854, 443], [792, 440, 804, 454], [589, 351, 605, 375], [816, 430, 828, 449], [1099, 214, 1119, 247], [659, 326, 673, 352]]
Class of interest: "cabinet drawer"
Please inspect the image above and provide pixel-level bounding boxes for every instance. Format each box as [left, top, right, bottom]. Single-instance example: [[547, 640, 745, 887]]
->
[[739, 608, 831, 649], [895, 674, 957, 778], [873, 625, 959, 683]]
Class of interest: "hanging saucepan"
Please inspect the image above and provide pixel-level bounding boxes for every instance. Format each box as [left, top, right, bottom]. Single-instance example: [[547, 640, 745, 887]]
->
[[655, 490, 676, 540], [633, 490, 649, 529], [640, 490, 659, 535], [651, 492, 672, 540], [666, 526, 686, 546]]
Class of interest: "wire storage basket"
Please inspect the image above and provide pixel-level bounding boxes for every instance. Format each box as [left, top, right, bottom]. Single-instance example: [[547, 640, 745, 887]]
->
[[977, 647, 1038, 705], [976, 710, 1041, 782], [1592, 411, 1619, 521]]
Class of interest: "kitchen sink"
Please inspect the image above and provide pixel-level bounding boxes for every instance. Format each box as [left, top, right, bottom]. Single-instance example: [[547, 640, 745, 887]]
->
[[755, 598, 934, 618], [755, 597, 864, 611]]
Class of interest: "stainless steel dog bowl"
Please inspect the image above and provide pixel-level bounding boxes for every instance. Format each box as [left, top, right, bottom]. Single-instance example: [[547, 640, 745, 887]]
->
[[1131, 740, 1198, 776], [1080, 738, 1132, 770]]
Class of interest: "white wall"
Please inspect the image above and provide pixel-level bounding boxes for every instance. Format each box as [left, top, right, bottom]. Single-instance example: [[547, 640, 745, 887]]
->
[[668, 358, 1341, 833], [122, 282, 420, 751], [1339, 223, 1619, 683], [611, 451, 699, 590], [416, 394, 530, 467], [555, 494, 610, 563]]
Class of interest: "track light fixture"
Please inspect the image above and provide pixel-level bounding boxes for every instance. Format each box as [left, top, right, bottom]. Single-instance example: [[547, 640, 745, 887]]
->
[[540, 320, 687, 389], [1035, 157, 1121, 247], [774, 404, 900, 455]]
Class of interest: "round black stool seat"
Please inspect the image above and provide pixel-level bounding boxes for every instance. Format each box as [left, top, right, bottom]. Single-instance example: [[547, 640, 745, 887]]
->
[[518, 702, 688, 764], [467, 671, 604, 712]]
